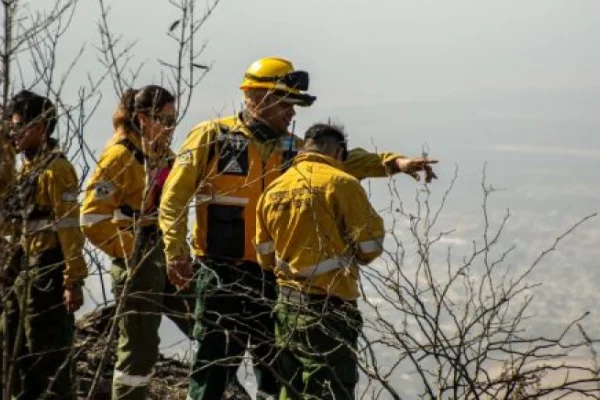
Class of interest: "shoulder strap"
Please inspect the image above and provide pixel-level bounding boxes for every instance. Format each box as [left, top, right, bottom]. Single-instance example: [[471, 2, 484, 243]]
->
[[118, 138, 146, 165]]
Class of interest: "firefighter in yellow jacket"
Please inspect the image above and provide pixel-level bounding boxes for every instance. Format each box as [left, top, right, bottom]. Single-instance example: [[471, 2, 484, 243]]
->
[[0, 130, 15, 211], [160, 56, 438, 400], [256, 123, 384, 400], [1, 90, 87, 400], [80, 86, 195, 400], [0, 130, 16, 265]]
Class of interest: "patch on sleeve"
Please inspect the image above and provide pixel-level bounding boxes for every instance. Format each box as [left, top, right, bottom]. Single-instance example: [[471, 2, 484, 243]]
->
[[93, 181, 115, 200], [176, 151, 192, 166], [61, 191, 78, 202]]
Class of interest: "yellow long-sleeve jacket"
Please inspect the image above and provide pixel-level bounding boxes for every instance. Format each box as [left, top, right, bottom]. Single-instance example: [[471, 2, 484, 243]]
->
[[255, 152, 385, 301], [0, 135, 15, 205], [10, 147, 87, 288], [159, 113, 400, 264], [0, 136, 16, 234], [80, 128, 173, 259]]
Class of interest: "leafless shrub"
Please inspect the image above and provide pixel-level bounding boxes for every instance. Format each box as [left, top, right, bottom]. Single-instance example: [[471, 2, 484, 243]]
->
[[356, 166, 599, 399]]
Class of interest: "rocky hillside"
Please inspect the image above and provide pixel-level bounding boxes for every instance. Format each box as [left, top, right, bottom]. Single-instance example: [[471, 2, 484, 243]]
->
[[75, 305, 252, 399]]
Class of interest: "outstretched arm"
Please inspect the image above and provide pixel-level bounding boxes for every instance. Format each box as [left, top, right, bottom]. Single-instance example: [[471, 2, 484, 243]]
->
[[343, 147, 438, 182], [390, 156, 438, 183]]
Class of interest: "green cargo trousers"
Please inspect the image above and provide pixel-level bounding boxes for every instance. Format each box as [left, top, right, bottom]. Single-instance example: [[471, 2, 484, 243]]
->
[[273, 288, 363, 400], [188, 259, 280, 400], [0, 247, 75, 400], [111, 230, 195, 400]]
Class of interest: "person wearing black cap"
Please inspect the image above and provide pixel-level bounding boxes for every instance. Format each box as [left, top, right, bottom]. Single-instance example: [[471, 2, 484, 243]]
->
[[256, 123, 385, 399], [1, 90, 87, 399]]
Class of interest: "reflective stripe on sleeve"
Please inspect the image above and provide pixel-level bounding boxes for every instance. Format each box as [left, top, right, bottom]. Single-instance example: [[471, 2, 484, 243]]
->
[[26, 217, 80, 231], [57, 217, 80, 228], [358, 237, 384, 253], [256, 241, 274, 254], [80, 213, 112, 226], [113, 209, 133, 221], [113, 369, 153, 387], [80, 211, 156, 226], [195, 194, 249, 206]]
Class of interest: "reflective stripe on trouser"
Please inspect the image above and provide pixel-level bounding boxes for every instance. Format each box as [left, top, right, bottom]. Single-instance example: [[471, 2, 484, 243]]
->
[[274, 294, 363, 400], [111, 231, 196, 400], [187, 260, 279, 400], [0, 247, 75, 400]]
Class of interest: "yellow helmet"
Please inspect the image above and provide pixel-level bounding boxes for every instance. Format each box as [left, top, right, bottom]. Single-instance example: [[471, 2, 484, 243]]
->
[[240, 57, 316, 107]]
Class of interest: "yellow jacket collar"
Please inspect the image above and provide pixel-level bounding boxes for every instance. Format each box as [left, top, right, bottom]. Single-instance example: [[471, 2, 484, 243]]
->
[[219, 113, 290, 144], [293, 151, 344, 170], [229, 114, 252, 139]]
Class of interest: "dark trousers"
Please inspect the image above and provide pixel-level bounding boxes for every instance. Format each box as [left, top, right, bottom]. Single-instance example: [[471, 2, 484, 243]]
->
[[274, 287, 363, 400], [111, 230, 196, 400], [188, 259, 279, 400], [0, 247, 75, 400]]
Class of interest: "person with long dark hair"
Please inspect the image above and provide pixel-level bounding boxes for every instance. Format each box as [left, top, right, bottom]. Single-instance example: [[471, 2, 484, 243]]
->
[[80, 85, 194, 400]]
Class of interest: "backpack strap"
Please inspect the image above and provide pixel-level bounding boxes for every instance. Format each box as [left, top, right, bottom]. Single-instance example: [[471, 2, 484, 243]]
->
[[117, 138, 146, 165]]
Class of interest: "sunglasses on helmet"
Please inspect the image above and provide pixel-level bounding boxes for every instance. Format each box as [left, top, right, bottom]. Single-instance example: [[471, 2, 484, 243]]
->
[[245, 70, 310, 92]]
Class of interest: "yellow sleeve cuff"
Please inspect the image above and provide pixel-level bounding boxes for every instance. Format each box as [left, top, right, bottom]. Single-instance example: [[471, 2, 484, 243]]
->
[[63, 258, 88, 288]]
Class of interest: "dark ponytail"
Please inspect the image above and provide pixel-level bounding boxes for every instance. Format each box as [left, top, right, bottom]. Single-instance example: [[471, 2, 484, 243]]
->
[[112, 85, 174, 133], [112, 88, 138, 131]]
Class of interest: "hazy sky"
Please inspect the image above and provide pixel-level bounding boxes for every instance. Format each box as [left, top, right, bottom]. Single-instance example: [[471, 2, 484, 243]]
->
[[27, 0, 599, 396], [36, 0, 598, 209]]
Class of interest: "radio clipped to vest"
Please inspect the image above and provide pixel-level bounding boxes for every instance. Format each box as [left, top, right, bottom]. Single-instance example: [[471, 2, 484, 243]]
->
[[280, 135, 297, 172]]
